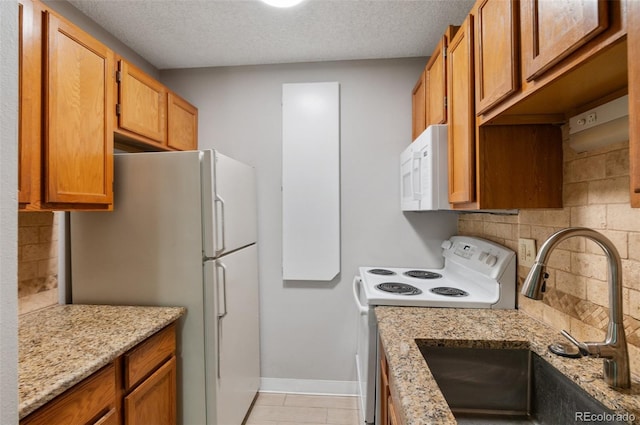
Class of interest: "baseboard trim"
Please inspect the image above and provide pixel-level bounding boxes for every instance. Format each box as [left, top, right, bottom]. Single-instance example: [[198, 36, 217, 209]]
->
[[260, 378, 358, 396]]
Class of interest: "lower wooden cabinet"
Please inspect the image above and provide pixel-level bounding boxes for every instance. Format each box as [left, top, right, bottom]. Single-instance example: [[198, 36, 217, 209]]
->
[[379, 341, 404, 425], [20, 324, 177, 425], [21, 364, 116, 425], [122, 325, 177, 425], [124, 357, 176, 425]]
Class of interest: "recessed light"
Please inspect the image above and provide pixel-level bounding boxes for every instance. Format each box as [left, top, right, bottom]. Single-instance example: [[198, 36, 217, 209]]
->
[[260, 0, 305, 8]]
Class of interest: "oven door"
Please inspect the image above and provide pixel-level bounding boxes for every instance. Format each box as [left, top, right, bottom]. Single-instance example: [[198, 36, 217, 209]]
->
[[353, 276, 377, 424]]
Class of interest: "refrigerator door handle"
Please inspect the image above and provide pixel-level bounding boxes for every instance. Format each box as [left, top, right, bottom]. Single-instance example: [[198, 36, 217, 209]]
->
[[216, 261, 228, 379], [215, 195, 226, 256], [216, 261, 228, 319]]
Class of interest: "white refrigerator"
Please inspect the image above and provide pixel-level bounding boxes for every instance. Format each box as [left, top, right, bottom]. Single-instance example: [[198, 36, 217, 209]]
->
[[70, 150, 260, 425]]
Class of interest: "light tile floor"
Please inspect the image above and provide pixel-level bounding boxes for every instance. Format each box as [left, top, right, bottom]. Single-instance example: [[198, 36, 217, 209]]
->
[[245, 393, 360, 425]]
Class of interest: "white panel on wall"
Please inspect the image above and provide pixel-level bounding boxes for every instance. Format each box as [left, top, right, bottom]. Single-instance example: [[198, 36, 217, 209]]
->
[[282, 82, 340, 281]]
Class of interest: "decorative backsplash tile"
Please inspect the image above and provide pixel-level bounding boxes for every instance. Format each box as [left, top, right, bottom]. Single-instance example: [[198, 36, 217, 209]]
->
[[458, 138, 640, 378], [18, 212, 59, 315]]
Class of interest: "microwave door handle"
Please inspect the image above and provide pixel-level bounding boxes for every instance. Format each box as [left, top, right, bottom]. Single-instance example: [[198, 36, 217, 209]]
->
[[412, 152, 422, 200]]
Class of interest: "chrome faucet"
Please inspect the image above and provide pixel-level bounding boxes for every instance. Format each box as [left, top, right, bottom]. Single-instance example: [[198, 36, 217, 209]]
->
[[521, 227, 630, 389]]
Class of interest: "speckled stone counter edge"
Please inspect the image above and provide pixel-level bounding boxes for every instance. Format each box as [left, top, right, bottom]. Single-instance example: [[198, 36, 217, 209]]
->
[[19, 304, 185, 419], [376, 306, 640, 425]]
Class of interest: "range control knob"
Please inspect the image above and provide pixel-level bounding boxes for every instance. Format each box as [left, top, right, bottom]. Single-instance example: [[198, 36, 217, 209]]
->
[[479, 251, 489, 261], [485, 255, 498, 267], [441, 240, 453, 250]]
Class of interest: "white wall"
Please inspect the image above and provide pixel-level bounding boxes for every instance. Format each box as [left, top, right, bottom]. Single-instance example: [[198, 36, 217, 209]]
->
[[161, 59, 458, 391], [0, 0, 19, 422]]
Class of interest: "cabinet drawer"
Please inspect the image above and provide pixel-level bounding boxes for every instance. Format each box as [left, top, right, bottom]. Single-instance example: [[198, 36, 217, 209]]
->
[[21, 363, 116, 425], [124, 324, 176, 390]]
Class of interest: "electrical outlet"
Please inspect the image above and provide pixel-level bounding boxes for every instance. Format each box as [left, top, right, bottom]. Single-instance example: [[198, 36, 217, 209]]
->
[[587, 112, 597, 124], [518, 238, 537, 268]]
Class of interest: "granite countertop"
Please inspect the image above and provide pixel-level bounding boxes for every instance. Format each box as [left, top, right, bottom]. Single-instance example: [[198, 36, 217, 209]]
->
[[19, 304, 185, 419], [376, 306, 640, 425]]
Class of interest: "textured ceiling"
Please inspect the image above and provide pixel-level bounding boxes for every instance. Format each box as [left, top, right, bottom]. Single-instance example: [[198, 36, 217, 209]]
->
[[66, 0, 475, 70]]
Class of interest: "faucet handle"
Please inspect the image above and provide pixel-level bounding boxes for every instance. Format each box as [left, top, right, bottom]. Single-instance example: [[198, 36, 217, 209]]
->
[[561, 330, 590, 357]]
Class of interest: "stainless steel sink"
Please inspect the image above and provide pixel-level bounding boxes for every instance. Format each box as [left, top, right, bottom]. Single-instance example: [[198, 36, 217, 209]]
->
[[416, 343, 625, 424]]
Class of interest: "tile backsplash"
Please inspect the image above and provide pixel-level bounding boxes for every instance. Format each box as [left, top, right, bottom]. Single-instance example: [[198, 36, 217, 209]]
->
[[18, 211, 60, 315], [458, 137, 640, 377]]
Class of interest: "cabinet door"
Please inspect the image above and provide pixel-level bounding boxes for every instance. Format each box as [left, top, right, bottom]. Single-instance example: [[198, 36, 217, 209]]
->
[[167, 92, 198, 151], [117, 59, 167, 144], [475, 0, 518, 114], [411, 71, 426, 140], [447, 16, 475, 205], [379, 351, 389, 425], [44, 12, 114, 206], [425, 36, 446, 126], [124, 356, 177, 425], [521, 0, 608, 81], [18, 0, 40, 206], [388, 399, 399, 425], [630, 0, 640, 207]]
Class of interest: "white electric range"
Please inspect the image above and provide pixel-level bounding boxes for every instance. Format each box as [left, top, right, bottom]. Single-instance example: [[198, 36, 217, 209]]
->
[[352, 235, 517, 425]]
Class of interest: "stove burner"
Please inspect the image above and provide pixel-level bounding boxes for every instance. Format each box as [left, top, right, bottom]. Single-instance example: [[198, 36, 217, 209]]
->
[[404, 270, 443, 279], [430, 287, 469, 297], [368, 268, 396, 276], [375, 282, 422, 295]]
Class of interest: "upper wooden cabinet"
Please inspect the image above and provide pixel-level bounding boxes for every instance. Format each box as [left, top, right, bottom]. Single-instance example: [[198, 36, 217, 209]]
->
[[115, 58, 198, 152], [18, 0, 198, 210], [474, 125, 563, 210], [411, 70, 426, 140], [447, 15, 476, 205], [445, 10, 563, 210], [18, 0, 38, 208], [412, 26, 458, 140], [474, 0, 625, 125], [474, 0, 519, 114], [426, 26, 458, 127], [45, 11, 114, 207], [19, 0, 114, 211], [116, 59, 167, 146], [167, 92, 198, 151], [521, 0, 608, 82]]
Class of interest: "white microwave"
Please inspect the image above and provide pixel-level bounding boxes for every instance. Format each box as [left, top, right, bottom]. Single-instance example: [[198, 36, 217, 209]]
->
[[400, 125, 449, 211]]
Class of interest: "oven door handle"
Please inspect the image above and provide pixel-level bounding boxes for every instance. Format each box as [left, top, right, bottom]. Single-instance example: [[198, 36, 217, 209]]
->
[[352, 276, 369, 315]]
